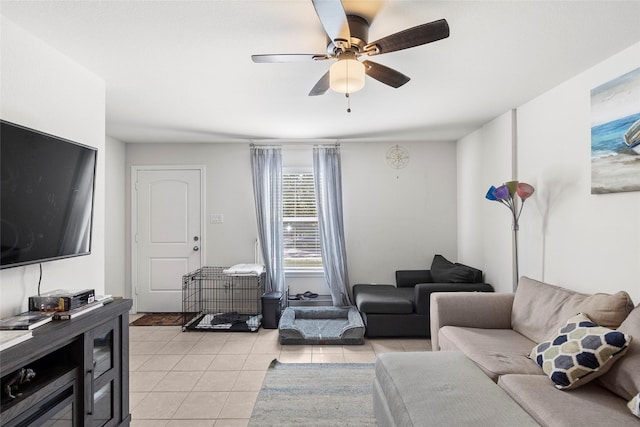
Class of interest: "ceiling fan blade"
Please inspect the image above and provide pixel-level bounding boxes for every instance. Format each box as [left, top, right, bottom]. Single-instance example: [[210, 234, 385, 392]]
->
[[365, 19, 449, 56], [363, 60, 410, 88], [309, 70, 330, 96], [252, 54, 329, 63], [311, 0, 351, 48]]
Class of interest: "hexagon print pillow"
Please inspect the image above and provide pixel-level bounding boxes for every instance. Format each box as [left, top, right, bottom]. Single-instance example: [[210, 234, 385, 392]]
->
[[529, 312, 631, 390]]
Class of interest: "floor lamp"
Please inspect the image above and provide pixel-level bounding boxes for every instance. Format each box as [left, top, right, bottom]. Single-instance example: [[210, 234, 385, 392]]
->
[[486, 181, 535, 292]]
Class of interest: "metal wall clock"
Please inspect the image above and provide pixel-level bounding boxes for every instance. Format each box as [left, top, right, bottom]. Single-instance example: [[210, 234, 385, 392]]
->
[[386, 145, 410, 169]]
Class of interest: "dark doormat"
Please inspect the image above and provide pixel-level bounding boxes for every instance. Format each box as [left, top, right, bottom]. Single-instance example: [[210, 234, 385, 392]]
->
[[130, 313, 186, 326]]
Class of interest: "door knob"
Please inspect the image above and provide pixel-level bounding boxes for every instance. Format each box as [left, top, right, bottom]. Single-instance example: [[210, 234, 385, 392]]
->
[[193, 246, 199, 251]]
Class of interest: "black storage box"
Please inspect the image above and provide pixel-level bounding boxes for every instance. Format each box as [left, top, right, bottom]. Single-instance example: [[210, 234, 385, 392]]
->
[[261, 292, 283, 329]]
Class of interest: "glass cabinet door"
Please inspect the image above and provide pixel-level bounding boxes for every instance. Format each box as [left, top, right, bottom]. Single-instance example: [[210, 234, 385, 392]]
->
[[91, 382, 114, 426], [85, 318, 120, 427], [41, 388, 74, 427], [93, 330, 113, 379]]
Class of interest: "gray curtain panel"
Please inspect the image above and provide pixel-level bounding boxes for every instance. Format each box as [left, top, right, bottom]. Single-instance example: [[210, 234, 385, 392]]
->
[[313, 146, 352, 306], [250, 145, 285, 293]]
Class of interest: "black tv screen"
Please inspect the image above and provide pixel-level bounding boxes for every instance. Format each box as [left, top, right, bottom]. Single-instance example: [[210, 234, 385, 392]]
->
[[1, 120, 97, 269]]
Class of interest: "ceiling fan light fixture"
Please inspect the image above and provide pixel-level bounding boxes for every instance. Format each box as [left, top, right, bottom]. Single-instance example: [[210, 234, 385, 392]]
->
[[330, 57, 365, 93]]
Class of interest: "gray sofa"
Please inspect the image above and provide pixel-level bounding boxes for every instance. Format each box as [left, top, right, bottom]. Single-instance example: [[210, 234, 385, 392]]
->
[[353, 255, 494, 337], [373, 277, 640, 427], [431, 276, 639, 426]]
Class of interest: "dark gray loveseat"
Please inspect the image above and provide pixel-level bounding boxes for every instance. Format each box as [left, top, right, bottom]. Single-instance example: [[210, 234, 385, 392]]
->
[[353, 255, 494, 337]]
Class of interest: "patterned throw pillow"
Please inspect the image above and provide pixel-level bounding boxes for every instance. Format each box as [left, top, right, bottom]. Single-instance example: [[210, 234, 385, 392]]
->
[[629, 393, 640, 418], [529, 312, 631, 390]]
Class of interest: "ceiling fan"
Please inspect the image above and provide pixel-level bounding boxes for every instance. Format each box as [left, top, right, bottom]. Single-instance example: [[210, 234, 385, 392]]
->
[[251, 0, 450, 97]]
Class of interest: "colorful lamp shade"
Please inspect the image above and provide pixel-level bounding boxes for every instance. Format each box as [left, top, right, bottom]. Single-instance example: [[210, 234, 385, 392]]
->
[[485, 185, 497, 200], [492, 184, 510, 201], [517, 182, 535, 200]]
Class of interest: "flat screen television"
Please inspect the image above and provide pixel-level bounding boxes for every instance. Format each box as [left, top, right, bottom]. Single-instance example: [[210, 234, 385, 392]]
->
[[1, 120, 97, 269]]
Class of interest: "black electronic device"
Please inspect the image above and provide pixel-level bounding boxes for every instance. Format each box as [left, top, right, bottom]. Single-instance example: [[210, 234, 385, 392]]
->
[[0, 120, 97, 269], [28, 288, 95, 312]]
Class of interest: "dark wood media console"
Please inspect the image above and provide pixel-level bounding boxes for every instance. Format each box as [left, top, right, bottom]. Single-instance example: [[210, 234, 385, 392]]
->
[[0, 299, 132, 426]]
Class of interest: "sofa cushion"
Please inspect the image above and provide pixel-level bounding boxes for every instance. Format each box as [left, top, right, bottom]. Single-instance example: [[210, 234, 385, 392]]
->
[[438, 326, 542, 381], [430, 254, 482, 283], [598, 305, 640, 401], [629, 394, 640, 418], [498, 374, 640, 426], [353, 285, 413, 314], [529, 313, 631, 390], [511, 276, 634, 343], [375, 352, 539, 427]]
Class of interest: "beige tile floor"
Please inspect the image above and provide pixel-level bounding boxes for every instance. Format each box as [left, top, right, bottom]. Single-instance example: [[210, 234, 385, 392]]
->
[[129, 319, 431, 427]]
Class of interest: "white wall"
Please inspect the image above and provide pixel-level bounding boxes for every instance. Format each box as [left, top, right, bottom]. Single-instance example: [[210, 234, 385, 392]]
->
[[105, 135, 126, 298], [342, 141, 458, 285], [518, 42, 640, 303], [0, 17, 106, 318], [457, 111, 516, 293], [458, 42, 640, 302], [123, 140, 459, 298]]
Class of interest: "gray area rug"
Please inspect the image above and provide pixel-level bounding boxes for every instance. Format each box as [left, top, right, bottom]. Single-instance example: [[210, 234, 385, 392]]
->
[[249, 360, 376, 426]]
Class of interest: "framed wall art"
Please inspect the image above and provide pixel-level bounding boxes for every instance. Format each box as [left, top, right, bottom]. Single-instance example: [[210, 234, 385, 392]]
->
[[590, 67, 640, 194]]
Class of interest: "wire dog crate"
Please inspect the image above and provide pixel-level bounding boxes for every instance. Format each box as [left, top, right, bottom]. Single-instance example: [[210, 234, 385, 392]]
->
[[182, 266, 265, 332]]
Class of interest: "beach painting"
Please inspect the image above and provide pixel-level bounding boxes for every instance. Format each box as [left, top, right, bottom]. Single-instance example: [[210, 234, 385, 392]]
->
[[590, 67, 640, 194]]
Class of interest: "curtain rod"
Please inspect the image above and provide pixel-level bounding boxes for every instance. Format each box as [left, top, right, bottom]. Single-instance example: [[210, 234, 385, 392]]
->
[[249, 142, 340, 148]]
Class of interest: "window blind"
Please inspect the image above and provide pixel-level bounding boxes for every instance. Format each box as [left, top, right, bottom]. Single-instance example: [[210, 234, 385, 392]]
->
[[282, 172, 322, 269]]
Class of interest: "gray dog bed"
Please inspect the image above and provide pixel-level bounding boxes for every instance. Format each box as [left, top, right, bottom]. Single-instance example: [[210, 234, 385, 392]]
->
[[278, 306, 365, 345]]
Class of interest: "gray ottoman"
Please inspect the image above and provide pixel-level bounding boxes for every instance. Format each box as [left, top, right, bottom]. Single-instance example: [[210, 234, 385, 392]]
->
[[278, 306, 365, 345], [374, 351, 539, 426]]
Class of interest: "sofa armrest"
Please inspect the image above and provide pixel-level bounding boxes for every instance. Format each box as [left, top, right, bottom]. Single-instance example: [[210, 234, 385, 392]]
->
[[413, 283, 494, 315], [396, 270, 433, 288], [430, 292, 515, 351]]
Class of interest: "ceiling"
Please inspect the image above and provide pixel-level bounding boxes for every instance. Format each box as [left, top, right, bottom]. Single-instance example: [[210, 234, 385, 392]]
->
[[1, 0, 639, 144]]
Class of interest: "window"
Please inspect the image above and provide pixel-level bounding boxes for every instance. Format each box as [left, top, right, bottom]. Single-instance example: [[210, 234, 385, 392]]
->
[[282, 171, 322, 269]]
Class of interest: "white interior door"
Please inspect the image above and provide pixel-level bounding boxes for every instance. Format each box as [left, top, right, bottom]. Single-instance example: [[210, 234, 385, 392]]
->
[[133, 167, 203, 312]]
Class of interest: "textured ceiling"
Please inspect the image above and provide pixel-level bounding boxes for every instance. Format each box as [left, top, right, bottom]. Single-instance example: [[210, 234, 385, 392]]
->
[[1, 0, 639, 143]]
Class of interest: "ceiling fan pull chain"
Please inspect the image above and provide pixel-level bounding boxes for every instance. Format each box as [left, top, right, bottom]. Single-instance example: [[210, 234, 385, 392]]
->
[[346, 61, 351, 113]]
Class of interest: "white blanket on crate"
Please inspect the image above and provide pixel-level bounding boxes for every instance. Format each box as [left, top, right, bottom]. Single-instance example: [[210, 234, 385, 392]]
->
[[223, 263, 265, 276]]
